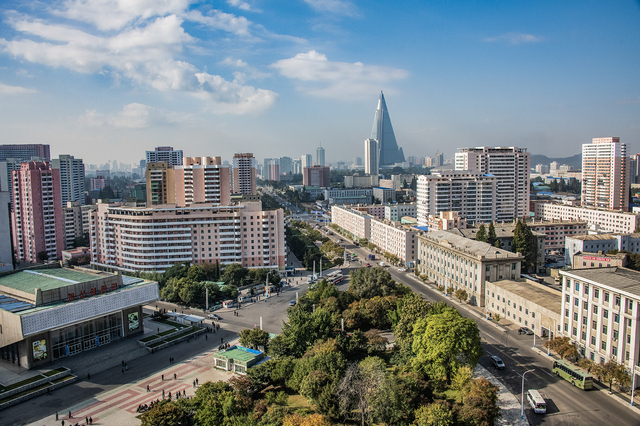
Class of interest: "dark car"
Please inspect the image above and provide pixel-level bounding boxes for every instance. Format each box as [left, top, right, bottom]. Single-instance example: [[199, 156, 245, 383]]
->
[[208, 313, 223, 320], [491, 355, 505, 370], [519, 327, 534, 335]]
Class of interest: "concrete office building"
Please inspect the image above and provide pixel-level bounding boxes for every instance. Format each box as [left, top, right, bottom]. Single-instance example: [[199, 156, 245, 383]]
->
[[232, 153, 256, 195], [279, 157, 293, 175], [527, 219, 588, 254], [572, 252, 627, 270], [426, 211, 468, 231], [324, 188, 372, 205], [0, 144, 50, 162], [455, 147, 530, 221], [384, 203, 417, 221], [145, 146, 183, 166], [331, 205, 372, 241], [564, 233, 640, 267], [534, 202, 639, 234], [364, 138, 379, 175], [344, 174, 379, 188], [416, 231, 523, 307], [559, 267, 640, 384], [301, 154, 313, 169], [0, 266, 158, 369], [52, 155, 85, 207], [303, 166, 330, 188], [369, 219, 417, 266], [581, 137, 629, 211], [316, 145, 325, 167], [174, 157, 231, 207], [373, 187, 396, 204], [416, 172, 497, 227], [11, 162, 64, 263], [90, 201, 285, 273]]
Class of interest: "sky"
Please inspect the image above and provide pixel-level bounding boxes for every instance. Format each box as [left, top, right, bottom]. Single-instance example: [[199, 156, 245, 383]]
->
[[0, 0, 639, 166]]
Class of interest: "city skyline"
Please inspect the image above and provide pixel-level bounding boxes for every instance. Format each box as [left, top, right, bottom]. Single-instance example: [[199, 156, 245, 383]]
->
[[0, 1, 638, 165]]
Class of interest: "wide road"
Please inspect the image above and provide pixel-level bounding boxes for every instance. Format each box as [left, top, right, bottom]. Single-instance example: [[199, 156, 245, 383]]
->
[[337, 238, 639, 425]]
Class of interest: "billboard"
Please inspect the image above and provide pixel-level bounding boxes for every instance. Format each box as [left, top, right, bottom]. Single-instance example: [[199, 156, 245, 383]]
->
[[128, 312, 139, 330], [33, 339, 47, 361]]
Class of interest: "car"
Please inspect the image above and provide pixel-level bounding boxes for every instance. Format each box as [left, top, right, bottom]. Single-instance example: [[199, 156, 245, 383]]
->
[[490, 355, 505, 369], [289, 300, 296, 306], [519, 327, 534, 335], [397, 268, 407, 272], [366, 263, 371, 267], [208, 314, 223, 320]]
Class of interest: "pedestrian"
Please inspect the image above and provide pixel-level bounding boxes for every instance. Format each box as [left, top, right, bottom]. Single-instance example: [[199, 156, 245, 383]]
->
[[86, 417, 88, 424], [90, 417, 93, 425], [122, 360, 125, 367], [122, 368, 124, 375], [56, 412, 58, 421], [183, 389, 185, 396], [147, 384, 150, 392], [157, 327, 160, 333], [61, 421, 64, 426], [162, 389, 165, 398], [69, 410, 72, 419], [125, 363, 128, 371], [196, 378, 199, 385], [221, 337, 223, 344], [169, 391, 172, 400], [205, 335, 207, 341], [193, 380, 196, 388], [87, 373, 90, 380], [162, 374, 164, 381], [174, 373, 177, 380]]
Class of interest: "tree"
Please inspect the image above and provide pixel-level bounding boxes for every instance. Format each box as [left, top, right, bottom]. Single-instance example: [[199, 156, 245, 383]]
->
[[451, 365, 473, 391], [283, 413, 332, 426], [593, 360, 631, 393], [37, 250, 49, 263], [411, 308, 482, 384], [413, 401, 454, 426], [454, 289, 468, 304], [221, 263, 248, 286], [239, 328, 270, 350], [487, 223, 497, 247], [392, 295, 445, 346], [512, 219, 537, 273], [456, 378, 501, 426], [544, 336, 578, 359], [141, 401, 190, 426], [475, 225, 487, 243], [348, 267, 397, 299]]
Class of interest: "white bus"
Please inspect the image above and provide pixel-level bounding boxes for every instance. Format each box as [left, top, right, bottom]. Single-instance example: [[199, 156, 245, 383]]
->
[[526, 389, 546, 414]]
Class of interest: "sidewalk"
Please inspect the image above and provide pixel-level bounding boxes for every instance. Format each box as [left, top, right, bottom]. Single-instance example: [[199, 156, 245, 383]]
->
[[474, 365, 529, 426]]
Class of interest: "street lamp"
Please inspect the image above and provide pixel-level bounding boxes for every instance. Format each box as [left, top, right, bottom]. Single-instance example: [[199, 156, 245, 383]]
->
[[521, 369, 535, 419]]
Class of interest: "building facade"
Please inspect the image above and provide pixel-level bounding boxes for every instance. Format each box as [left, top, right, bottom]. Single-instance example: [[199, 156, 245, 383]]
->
[[364, 138, 379, 175], [174, 157, 231, 207], [527, 218, 588, 253], [344, 174, 379, 188], [369, 219, 417, 266], [11, 162, 64, 262], [455, 147, 530, 221], [426, 211, 468, 231], [301, 154, 313, 169], [371, 92, 405, 166], [324, 188, 372, 205], [572, 252, 627, 269], [303, 166, 330, 188], [581, 137, 628, 212], [263, 158, 280, 181], [416, 231, 523, 306], [565, 233, 640, 267], [90, 201, 285, 273], [232, 153, 256, 195], [534, 202, 639, 234], [559, 268, 640, 384], [330, 205, 372, 241], [145, 162, 176, 206], [145, 146, 183, 166], [384, 203, 417, 221], [63, 201, 84, 250], [316, 145, 325, 167], [416, 172, 497, 226], [373, 187, 396, 204], [52, 154, 85, 207], [0, 144, 50, 161]]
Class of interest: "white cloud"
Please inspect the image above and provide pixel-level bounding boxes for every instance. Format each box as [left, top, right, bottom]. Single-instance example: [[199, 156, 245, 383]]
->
[[303, 0, 358, 16], [227, 0, 252, 11], [80, 103, 195, 128], [0, 82, 36, 94], [1, 10, 276, 113], [483, 33, 544, 45], [271, 50, 408, 99]]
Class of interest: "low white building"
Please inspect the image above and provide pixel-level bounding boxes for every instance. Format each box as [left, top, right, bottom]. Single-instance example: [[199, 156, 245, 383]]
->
[[384, 203, 417, 221], [535, 202, 639, 234], [373, 187, 396, 204], [330, 205, 372, 240], [565, 233, 640, 267], [369, 219, 417, 266]]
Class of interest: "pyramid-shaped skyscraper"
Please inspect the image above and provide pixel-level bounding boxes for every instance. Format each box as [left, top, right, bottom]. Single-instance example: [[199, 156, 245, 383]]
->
[[371, 92, 405, 167]]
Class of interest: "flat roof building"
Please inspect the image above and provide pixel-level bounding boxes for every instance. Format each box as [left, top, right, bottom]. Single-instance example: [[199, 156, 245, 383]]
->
[[565, 233, 640, 267], [535, 202, 639, 234]]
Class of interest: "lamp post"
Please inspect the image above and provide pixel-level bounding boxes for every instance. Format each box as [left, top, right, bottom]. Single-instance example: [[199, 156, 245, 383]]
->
[[521, 369, 535, 419]]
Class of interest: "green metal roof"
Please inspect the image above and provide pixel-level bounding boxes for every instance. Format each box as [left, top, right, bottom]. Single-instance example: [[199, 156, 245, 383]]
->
[[0, 269, 113, 294], [214, 347, 261, 363]]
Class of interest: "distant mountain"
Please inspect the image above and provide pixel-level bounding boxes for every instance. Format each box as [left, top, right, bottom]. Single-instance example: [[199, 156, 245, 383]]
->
[[530, 154, 581, 170]]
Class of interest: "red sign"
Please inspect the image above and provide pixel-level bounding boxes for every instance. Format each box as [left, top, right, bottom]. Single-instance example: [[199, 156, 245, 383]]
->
[[90, 288, 96, 296], [101, 285, 107, 293], [67, 293, 74, 302], [583, 256, 610, 262], [111, 283, 117, 291], [79, 290, 86, 299]]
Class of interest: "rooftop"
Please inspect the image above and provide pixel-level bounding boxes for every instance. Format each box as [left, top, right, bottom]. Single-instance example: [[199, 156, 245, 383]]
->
[[0, 268, 117, 294], [214, 345, 262, 363], [569, 234, 620, 241], [419, 230, 523, 260], [490, 280, 561, 314], [562, 267, 640, 298], [447, 227, 545, 240]]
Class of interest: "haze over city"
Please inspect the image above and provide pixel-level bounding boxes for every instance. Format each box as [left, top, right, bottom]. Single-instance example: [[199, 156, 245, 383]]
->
[[0, 0, 639, 164]]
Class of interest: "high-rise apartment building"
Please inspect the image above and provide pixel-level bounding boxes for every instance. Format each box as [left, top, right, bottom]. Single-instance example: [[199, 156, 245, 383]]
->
[[90, 201, 285, 272], [51, 154, 85, 207], [0, 144, 50, 162], [455, 147, 530, 221], [371, 92, 405, 166], [11, 161, 64, 262], [303, 166, 330, 187], [279, 157, 293, 175], [629, 154, 640, 185], [364, 138, 379, 175], [232, 153, 256, 195], [581, 137, 629, 211], [416, 172, 497, 226], [316, 145, 325, 167], [292, 159, 302, 174], [174, 157, 231, 207], [63, 201, 84, 250], [146, 162, 176, 206], [353, 157, 363, 166], [145, 146, 183, 166], [263, 158, 280, 181], [302, 154, 313, 169], [434, 152, 443, 167]]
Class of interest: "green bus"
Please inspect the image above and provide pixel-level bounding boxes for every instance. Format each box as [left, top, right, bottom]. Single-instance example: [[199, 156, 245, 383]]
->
[[552, 359, 593, 390]]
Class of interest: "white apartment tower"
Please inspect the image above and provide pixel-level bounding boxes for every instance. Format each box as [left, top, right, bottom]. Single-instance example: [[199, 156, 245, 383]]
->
[[581, 137, 629, 212], [455, 147, 530, 221], [232, 153, 256, 195], [416, 172, 497, 226], [316, 145, 325, 167], [52, 154, 85, 207], [364, 138, 379, 175], [301, 154, 313, 169], [145, 146, 183, 166]]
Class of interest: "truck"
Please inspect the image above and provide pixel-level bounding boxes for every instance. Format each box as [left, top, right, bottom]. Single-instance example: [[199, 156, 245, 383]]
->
[[368, 254, 375, 260]]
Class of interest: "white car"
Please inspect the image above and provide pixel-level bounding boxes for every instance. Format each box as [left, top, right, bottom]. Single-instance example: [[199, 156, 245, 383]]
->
[[397, 268, 407, 272]]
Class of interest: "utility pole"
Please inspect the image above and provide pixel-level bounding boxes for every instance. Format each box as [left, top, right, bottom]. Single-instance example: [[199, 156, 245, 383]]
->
[[521, 369, 535, 419]]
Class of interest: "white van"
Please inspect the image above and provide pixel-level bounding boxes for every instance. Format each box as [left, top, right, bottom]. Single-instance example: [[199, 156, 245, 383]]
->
[[526, 389, 546, 414]]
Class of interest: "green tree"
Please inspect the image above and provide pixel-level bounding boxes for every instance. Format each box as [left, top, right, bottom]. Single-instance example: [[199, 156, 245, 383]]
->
[[348, 267, 397, 299], [141, 401, 191, 426], [413, 401, 454, 426], [456, 378, 501, 426], [593, 360, 631, 393], [411, 308, 482, 384], [37, 250, 49, 263], [275, 307, 337, 358], [392, 295, 446, 346], [454, 289, 468, 304], [475, 225, 487, 242], [221, 263, 248, 286], [487, 223, 497, 247], [239, 328, 270, 350], [512, 219, 537, 273], [544, 336, 578, 359]]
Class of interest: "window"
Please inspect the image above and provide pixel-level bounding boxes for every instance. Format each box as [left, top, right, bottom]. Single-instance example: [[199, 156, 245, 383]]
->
[[614, 313, 620, 323], [604, 292, 609, 302], [612, 346, 618, 356], [615, 295, 620, 306], [575, 282, 580, 292], [584, 285, 589, 295], [572, 327, 577, 336], [602, 325, 608, 335], [595, 289, 600, 298], [574, 298, 579, 307], [573, 312, 578, 321], [591, 336, 596, 345], [566, 294, 570, 302], [565, 309, 569, 317], [603, 309, 608, 319], [583, 301, 588, 310], [601, 341, 606, 351], [592, 320, 597, 330], [582, 316, 587, 325]]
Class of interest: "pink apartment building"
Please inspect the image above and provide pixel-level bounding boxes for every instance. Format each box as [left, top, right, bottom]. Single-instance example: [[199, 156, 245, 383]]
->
[[174, 156, 231, 207], [11, 161, 64, 262]]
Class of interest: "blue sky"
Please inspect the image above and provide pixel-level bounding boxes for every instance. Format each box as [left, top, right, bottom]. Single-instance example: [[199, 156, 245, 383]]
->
[[0, 0, 639, 166]]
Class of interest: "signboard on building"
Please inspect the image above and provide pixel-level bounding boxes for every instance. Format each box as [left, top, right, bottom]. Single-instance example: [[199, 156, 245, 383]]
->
[[583, 256, 611, 262], [33, 339, 47, 361]]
